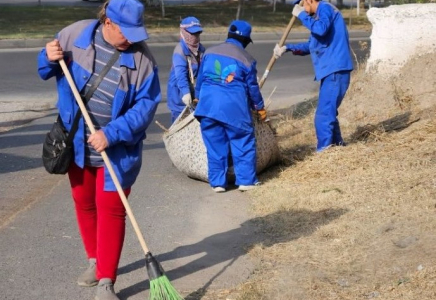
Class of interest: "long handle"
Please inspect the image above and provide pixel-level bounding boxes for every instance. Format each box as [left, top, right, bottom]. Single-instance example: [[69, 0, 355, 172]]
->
[[59, 59, 150, 255], [187, 56, 195, 86], [258, 1, 303, 89], [187, 56, 199, 109]]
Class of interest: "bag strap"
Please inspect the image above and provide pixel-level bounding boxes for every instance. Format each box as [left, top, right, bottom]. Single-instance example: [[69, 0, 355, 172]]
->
[[64, 50, 121, 143], [83, 50, 121, 102]]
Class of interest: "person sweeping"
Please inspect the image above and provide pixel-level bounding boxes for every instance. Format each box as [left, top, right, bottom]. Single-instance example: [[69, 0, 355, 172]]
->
[[37, 0, 162, 299], [273, 0, 353, 152]]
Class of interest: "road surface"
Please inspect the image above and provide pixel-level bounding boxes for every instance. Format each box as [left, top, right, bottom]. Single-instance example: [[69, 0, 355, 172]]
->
[[0, 38, 369, 299]]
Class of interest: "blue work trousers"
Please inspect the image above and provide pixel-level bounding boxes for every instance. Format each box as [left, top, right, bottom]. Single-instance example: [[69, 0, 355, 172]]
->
[[315, 71, 351, 152], [199, 117, 258, 188]]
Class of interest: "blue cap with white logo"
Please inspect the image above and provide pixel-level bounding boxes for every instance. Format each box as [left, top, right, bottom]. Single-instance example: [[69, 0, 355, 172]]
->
[[106, 0, 148, 43], [180, 16, 203, 34], [228, 20, 253, 43]]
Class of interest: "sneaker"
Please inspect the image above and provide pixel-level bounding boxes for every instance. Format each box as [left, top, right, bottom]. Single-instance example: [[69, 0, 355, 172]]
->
[[212, 187, 226, 193], [238, 182, 261, 192], [95, 278, 119, 300], [77, 258, 97, 287]]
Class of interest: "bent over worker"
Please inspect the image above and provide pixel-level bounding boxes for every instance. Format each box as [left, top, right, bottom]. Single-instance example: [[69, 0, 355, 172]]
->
[[37, 0, 161, 299], [167, 16, 205, 123], [194, 20, 267, 193], [274, 0, 353, 152]]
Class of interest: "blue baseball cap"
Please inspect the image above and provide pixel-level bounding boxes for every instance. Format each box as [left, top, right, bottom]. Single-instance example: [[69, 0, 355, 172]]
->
[[228, 20, 253, 43], [180, 16, 203, 34], [293, 0, 301, 4], [106, 0, 149, 43]]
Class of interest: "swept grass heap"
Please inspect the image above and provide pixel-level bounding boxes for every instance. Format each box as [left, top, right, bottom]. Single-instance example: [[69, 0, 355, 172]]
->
[[236, 52, 436, 300]]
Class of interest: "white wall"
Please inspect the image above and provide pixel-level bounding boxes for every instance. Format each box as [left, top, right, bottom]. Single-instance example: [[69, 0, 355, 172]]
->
[[366, 4, 436, 75]]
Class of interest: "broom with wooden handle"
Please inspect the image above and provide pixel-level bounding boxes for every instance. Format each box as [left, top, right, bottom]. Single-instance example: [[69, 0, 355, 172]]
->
[[59, 59, 184, 300], [258, 0, 304, 89]]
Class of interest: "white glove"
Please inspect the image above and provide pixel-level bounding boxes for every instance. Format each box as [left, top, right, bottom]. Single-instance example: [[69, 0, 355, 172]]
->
[[292, 5, 304, 17], [181, 93, 192, 106], [273, 44, 287, 59]]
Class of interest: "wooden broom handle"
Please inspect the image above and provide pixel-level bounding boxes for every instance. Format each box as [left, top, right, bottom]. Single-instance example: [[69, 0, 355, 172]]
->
[[59, 59, 150, 255], [258, 1, 304, 89]]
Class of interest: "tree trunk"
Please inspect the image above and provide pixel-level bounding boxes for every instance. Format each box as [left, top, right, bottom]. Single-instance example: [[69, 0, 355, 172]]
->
[[273, 0, 277, 13], [236, 0, 244, 20], [160, 0, 165, 18]]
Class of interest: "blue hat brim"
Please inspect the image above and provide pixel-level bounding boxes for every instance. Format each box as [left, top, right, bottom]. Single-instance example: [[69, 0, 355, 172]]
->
[[185, 25, 203, 34], [293, 0, 301, 4], [120, 25, 149, 43]]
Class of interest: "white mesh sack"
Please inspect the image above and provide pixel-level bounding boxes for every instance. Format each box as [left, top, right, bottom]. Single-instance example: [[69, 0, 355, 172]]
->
[[162, 107, 280, 182]]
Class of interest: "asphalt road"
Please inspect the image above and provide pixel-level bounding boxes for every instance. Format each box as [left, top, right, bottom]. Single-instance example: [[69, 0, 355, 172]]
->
[[0, 40, 318, 127], [0, 38, 369, 299], [0, 39, 369, 126], [0, 93, 260, 300]]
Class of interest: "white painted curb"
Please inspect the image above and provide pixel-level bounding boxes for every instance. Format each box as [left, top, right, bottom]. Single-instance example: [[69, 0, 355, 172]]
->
[[366, 3, 436, 75]]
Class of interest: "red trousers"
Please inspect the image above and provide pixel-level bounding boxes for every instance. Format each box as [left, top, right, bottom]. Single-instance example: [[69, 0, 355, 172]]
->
[[68, 163, 130, 282]]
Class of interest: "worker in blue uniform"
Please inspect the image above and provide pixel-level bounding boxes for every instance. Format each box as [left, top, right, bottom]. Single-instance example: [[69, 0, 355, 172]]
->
[[167, 16, 206, 123], [274, 0, 353, 152], [194, 20, 267, 193]]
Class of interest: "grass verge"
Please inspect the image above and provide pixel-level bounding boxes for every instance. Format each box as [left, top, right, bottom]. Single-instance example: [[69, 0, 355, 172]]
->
[[0, 1, 371, 39]]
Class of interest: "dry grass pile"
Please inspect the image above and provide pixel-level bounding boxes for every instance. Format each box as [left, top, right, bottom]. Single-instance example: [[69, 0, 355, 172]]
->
[[232, 52, 436, 299]]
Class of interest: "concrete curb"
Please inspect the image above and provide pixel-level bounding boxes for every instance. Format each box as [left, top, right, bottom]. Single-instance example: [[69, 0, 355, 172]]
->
[[0, 30, 370, 49]]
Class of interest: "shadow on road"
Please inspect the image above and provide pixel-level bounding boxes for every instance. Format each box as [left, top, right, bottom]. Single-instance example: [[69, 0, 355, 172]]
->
[[117, 208, 347, 299], [0, 112, 56, 174], [0, 110, 172, 173]]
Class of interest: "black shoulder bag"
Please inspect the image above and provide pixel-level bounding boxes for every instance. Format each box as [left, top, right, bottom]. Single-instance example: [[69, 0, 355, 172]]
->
[[42, 51, 120, 174]]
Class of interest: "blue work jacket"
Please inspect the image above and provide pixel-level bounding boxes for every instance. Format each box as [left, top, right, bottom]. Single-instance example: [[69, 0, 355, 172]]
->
[[287, 2, 353, 81], [37, 20, 161, 191], [194, 39, 264, 131], [167, 39, 205, 113]]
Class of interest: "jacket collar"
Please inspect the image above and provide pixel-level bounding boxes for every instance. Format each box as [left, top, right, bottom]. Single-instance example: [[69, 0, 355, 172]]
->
[[225, 38, 244, 49]]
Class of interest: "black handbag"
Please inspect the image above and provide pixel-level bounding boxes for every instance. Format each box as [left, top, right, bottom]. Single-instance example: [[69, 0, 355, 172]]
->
[[41, 50, 120, 174], [42, 115, 76, 174]]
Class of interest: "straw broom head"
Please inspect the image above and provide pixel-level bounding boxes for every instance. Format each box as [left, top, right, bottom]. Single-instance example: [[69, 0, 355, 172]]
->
[[146, 253, 184, 300]]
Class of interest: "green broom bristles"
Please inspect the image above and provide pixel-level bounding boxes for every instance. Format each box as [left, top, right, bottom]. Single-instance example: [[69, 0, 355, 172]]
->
[[145, 252, 184, 300], [149, 275, 184, 300]]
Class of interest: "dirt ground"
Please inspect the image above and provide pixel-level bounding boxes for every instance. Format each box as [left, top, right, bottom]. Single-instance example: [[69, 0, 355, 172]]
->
[[197, 51, 436, 300], [242, 52, 436, 299]]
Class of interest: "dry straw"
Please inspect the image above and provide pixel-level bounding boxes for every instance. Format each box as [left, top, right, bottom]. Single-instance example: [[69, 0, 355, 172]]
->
[[235, 53, 436, 300]]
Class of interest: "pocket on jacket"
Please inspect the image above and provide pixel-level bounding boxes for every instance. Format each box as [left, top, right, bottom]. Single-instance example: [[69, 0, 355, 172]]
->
[[59, 111, 72, 125], [315, 45, 327, 58], [120, 143, 141, 171]]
